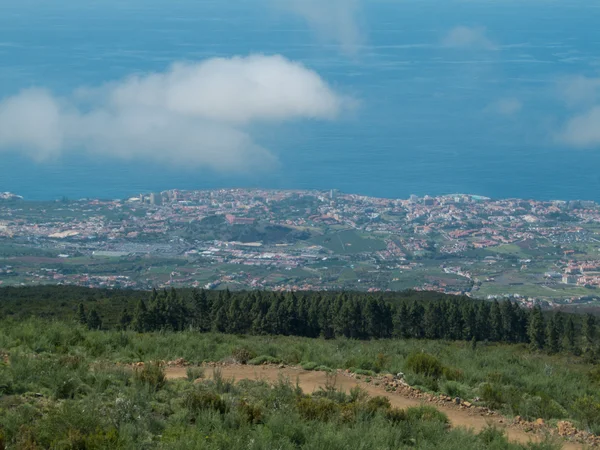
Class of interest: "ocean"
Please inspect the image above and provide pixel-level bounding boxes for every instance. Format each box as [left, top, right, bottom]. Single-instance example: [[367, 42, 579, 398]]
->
[[1, 0, 599, 201]]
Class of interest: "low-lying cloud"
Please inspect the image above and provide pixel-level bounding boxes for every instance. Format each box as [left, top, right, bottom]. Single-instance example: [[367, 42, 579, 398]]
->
[[557, 75, 600, 148], [486, 98, 522, 116], [560, 107, 600, 148], [0, 54, 348, 171], [274, 0, 364, 55], [559, 75, 600, 108], [442, 26, 496, 50]]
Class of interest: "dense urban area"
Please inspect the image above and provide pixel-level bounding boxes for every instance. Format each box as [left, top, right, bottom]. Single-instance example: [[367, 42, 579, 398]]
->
[[2, 189, 600, 309]]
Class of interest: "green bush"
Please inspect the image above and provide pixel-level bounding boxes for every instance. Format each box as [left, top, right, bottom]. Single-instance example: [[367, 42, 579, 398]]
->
[[186, 366, 205, 382], [296, 397, 340, 422], [385, 407, 408, 423], [353, 368, 375, 377], [301, 361, 318, 371], [442, 366, 463, 381], [134, 361, 165, 391], [248, 355, 281, 365], [364, 396, 391, 414], [519, 393, 567, 421], [572, 395, 600, 433], [406, 405, 449, 425], [237, 400, 264, 425], [441, 380, 471, 399], [231, 347, 256, 364], [477, 425, 507, 445], [405, 352, 444, 379], [480, 383, 505, 409], [185, 389, 228, 414]]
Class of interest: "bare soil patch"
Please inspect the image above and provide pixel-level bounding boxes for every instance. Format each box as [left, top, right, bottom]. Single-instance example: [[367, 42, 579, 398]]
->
[[165, 364, 586, 449]]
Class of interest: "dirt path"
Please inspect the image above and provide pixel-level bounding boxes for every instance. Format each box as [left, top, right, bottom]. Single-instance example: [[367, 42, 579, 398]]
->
[[165, 364, 585, 449]]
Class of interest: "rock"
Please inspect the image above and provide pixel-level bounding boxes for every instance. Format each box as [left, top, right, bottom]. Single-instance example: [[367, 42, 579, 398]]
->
[[557, 421, 577, 437], [278, 364, 285, 369], [535, 418, 545, 426], [463, 401, 472, 408], [515, 415, 523, 424]]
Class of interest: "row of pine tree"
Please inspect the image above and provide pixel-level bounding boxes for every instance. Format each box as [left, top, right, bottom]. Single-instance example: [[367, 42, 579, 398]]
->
[[78, 288, 598, 356]]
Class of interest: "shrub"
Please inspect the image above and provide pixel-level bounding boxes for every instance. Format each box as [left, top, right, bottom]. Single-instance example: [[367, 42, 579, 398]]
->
[[406, 405, 449, 425], [237, 400, 263, 424], [442, 366, 463, 381], [385, 407, 408, 424], [231, 347, 256, 365], [296, 397, 340, 422], [519, 393, 567, 421], [349, 386, 368, 403], [478, 425, 507, 445], [404, 352, 444, 379], [0, 370, 13, 395], [212, 368, 235, 394], [441, 381, 470, 400], [134, 361, 165, 391], [353, 368, 375, 377], [364, 396, 391, 414], [185, 390, 228, 415], [572, 395, 600, 432], [248, 355, 281, 366], [301, 361, 318, 371], [373, 353, 389, 373], [480, 383, 505, 409], [186, 366, 205, 382], [588, 366, 600, 385]]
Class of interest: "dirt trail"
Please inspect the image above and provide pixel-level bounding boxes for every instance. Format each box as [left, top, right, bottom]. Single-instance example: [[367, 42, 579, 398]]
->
[[165, 365, 585, 449]]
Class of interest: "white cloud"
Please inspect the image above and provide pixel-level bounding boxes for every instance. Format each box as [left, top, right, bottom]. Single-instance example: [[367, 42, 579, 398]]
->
[[442, 26, 497, 50], [557, 74, 600, 148], [560, 107, 600, 148], [559, 75, 600, 108], [0, 55, 348, 171], [274, 0, 363, 55], [486, 98, 522, 116]]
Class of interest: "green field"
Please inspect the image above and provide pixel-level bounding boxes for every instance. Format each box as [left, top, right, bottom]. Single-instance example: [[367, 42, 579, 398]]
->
[[311, 230, 386, 255]]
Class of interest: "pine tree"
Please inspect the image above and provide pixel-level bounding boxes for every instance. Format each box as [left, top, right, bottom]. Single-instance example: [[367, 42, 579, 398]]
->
[[227, 296, 245, 334], [192, 289, 210, 332], [132, 299, 150, 332], [87, 308, 102, 330], [213, 302, 229, 333], [364, 297, 379, 339], [528, 305, 546, 351], [476, 302, 491, 341], [77, 303, 87, 325], [489, 300, 503, 342], [500, 300, 516, 342], [462, 303, 477, 340], [546, 315, 560, 354], [408, 303, 424, 338], [393, 302, 410, 338], [379, 298, 394, 339], [318, 296, 335, 340], [564, 316, 576, 352], [447, 301, 463, 340], [307, 294, 322, 338], [119, 308, 132, 330], [583, 313, 597, 350]]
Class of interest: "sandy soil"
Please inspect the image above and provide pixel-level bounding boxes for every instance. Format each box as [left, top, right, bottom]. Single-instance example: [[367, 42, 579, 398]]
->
[[165, 364, 586, 449]]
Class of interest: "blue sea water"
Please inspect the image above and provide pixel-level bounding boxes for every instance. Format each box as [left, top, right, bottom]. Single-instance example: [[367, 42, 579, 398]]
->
[[1, 0, 600, 201]]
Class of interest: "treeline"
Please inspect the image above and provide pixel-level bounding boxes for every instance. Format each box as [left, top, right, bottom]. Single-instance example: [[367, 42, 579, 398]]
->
[[76, 288, 599, 356]]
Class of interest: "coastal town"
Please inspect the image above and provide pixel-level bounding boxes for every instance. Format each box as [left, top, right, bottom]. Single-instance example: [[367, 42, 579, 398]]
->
[[2, 189, 600, 308]]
